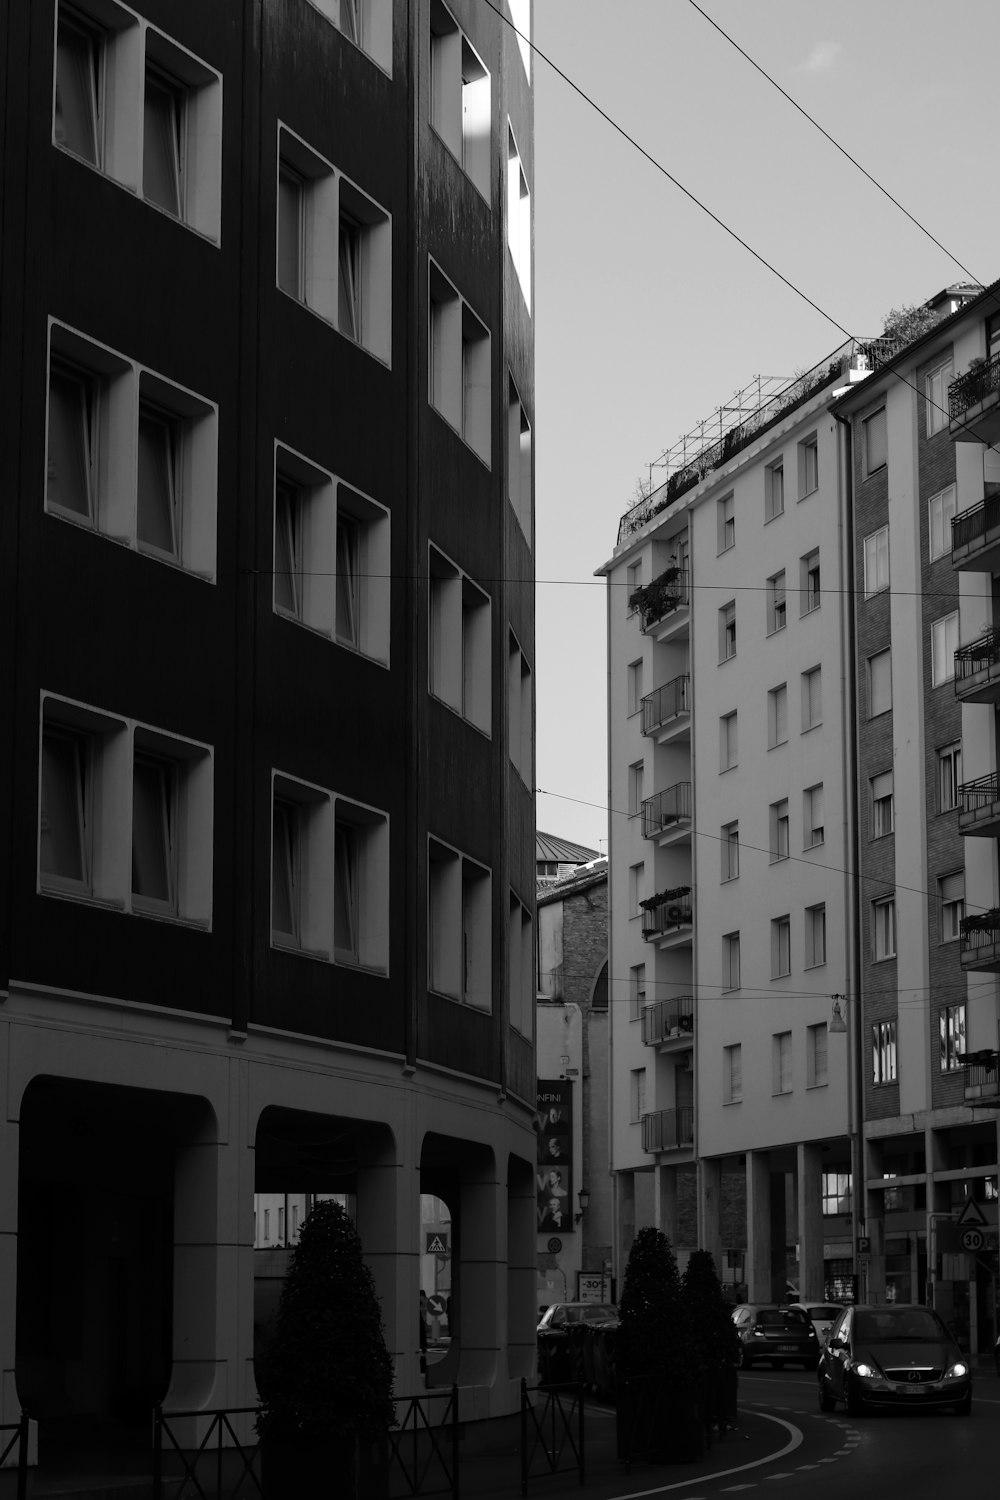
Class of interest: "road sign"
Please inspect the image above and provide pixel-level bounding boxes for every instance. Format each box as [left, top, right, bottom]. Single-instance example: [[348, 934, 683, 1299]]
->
[[426, 1232, 449, 1255], [962, 1228, 986, 1252], [956, 1199, 988, 1228], [547, 1237, 562, 1254], [427, 1293, 447, 1316]]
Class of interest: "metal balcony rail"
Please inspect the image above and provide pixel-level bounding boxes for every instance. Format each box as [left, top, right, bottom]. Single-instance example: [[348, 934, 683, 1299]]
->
[[959, 909, 1000, 951], [963, 1049, 999, 1097], [949, 350, 1000, 421], [951, 492, 1000, 553], [641, 1106, 695, 1152], [641, 782, 692, 838], [959, 772, 1000, 815], [641, 902, 693, 940], [641, 675, 691, 735], [642, 997, 695, 1045], [629, 572, 690, 630], [954, 630, 1000, 682]]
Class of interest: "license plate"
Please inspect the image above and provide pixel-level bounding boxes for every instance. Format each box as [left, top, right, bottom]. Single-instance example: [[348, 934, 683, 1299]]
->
[[776, 1345, 798, 1353]]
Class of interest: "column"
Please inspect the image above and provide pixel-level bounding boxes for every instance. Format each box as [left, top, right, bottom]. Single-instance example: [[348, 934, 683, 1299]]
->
[[506, 1153, 536, 1383], [616, 1171, 635, 1283], [355, 1126, 408, 1380], [864, 1135, 886, 1302], [746, 1152, 771, 1303], [698, 1157, 723, 1273], [457, 1153, 502, 1393], [797, 1143, 824, 1301], [654, 1164, 677, 1242], [0, 1104, 19, 1433]]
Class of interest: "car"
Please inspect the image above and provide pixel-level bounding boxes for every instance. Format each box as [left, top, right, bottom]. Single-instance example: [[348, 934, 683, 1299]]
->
[[787, 1302, 843, 1346], [537, 1302, 619, 1385], [731, 1303, 820, 1370], [817, 1303, 972, 1416]]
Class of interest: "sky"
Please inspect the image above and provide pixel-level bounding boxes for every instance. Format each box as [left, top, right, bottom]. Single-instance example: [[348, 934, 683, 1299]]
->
[[530, 0, 1000, 856]]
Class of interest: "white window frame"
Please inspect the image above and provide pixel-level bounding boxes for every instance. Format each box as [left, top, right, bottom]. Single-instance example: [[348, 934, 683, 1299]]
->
[[802, 665, 822, 731], [722, 931, 740, 991], [724, 1042, 742, 1104], [801, 548, 820, 614], [767, 571, 786, 635], [428, 836, 492, 1010], [429, 543, 491, 733], [429, 1, 491, 200], [939, 1001, 966, 1071], [928, 484, 956, 562], [872, 896, 896, 962], [717, 492, 735, 553], [870, 770, 893, 839], [798, 433, 818, 498], [767, 683, 788, 748], [807, 1023, 829, 1088], [863, 526, 889, 597], [931, 611, 959, 687], [925, 355, 954, 438], [804, 783, 824, 848], [769, 798, 789, 863], [872, 1020, 897, 1083], [507, 375, 532, 542], [938, 742, 962, 812], [721, 821, 739, 882], [772, 1030, 792, 1094], [771, 916, 791, 979], [765, 460, 784, 522], [805, 904, 826, 969], [720, 710, 738, 772], [429, 258, 491, 465], [719, 600, 737, 661], [868, 648, 892, 718]]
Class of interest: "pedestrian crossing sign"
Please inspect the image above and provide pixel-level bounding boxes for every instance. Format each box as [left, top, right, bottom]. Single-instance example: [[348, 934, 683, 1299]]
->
[[426, 1232, 450, 1254]]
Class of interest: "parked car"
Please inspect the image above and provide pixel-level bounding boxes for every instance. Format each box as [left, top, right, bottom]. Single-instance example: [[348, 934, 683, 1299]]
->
[[731, 1304, 820, 1370], [787, 1302, 843, 1346], [817, 1303, 972, 1416], [537, 1303, 619, 1385]]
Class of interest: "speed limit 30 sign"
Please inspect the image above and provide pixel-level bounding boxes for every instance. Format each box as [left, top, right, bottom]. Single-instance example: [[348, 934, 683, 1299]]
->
[[961, 1227, 986, 1252]]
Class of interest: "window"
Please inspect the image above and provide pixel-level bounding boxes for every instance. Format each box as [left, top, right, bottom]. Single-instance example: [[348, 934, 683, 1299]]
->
[[429, 260, 491, 464], [724, 1044, 742, 1104], [868, 648, 892, 717], [873, 896, 896, 961], [939, 871, 964, 942], [508, 378, 532, 540], [629, 963, 646, 1021], [938, 742, 962, 811], [805, 904, 826, 968], [767, 572, 786, 634], [772, 1031, 792, 1094], [429, 545, 491, 732], [770, 799, 789, 863], [767, 683, 788, 748], [939, 1002, 966, 1071], [508, 634, 532, 784], [628, 761, 645, 817], [928, 484, 956, 562], [508, 894, 533, 1036], [931, 612, 959, 687], [722, 932, 740, 991], [630, 1068, 647, 1123], [771, 916, 791, 979], [276, 128, 392, 363], [53, 8, 223, 242], [272, 774, 389, 969], [872, 1020, 897, 1083], [870, 771, 894, 838], [863, 526, 889, 597], [507, 124, 531, 308], [722, 822, 739, 881], [801, 549, 820, 613], [765, 461, 784, 521], [273, 445, 390, 664], [720, 711, 738, 771], [308, 0, 393, 72], [627, 659, 644, 716], [798, 434, 818, 498], [428, 837, 491, 1008], [719, 601, 737, 661], [628, 862, 644, 918], [925, 356, 954, 437], [864, 407, 888, 475], [46, 322, 218, 578], [804, 784, 824, 848], [718, 493, 735, 552], [802, 665, 822, 730], [429, 1, 491, 199], [807, 1023, 828, 1087], [822, 1172, 851, 1216], [40, 695, 212, 925]]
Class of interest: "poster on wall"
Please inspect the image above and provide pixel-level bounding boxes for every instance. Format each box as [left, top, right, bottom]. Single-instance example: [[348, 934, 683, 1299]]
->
[[536, 1080, 572, 1233]]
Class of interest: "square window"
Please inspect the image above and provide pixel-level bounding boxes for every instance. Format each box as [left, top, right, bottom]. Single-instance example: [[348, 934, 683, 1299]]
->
[[765, 461, 784, 521], [770, 799, 789, 863], [429, 546, 491, 732], [801, 548, 820, 613], [720, 710, 738, 771], [767, 683, 788, 748], [807, 1023, 828, 1087], [870, 770, 893, 838], [772, 1030, 792, 1093], [429, 260, 491, 464], [627, 658, 644, 716], [508, 377, 532, 541], [719, 601, 737, 661], [938, 742, 962, 811], [872, 1020, 897, 1083], [507, 123, 531, 309], [872, 896, 896, 961], [430, 2, 491, 199], [802, 665, 822, 730], [798, 434, 818, 498], [721, 821, 739, 881], [771, 916, 791, 978], [804, 783, 824, 848], [925, 356, 954, 437], [718, 493, 735, 552], [939, 1001, 966, 1071], [864, 407, 887, 475], [722, 931, 740, 990], [928, 484, 956, 562], [767, 571, 786, 634], [931, 612, 958, 687], [629, 963, 646, 1020], [864, 526, 889, 597], [939, 871, 964, 943], [724, 1042, 742, 1104], [868, 648, 892, 718], [805, 904, 826, 968]]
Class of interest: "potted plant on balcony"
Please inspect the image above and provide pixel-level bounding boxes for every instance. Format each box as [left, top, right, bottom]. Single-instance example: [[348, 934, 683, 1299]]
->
[[256, 1198, 395, 1498], [627, 566, 681, 627]]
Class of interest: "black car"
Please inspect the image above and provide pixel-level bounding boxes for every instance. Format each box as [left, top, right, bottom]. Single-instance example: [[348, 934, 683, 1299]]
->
[[537, 1302, 618, 1385], [817, 1303, 972, 1416], [731, 1304, 819, 1370]]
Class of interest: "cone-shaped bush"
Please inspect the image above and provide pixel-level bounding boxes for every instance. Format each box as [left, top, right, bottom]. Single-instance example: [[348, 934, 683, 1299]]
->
[[616, 1227, 688, 1388], [681, 1249, 741, 1382], [256, 1198, 395, 1443]]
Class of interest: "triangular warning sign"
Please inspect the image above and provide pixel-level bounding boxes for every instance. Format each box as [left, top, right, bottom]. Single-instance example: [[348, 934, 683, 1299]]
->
[[427, 1234, 448, 1253], [956, 1199, 988, 1228]]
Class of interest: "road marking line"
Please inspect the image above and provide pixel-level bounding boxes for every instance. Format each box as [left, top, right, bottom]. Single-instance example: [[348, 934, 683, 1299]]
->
[[720, 1486, 757, 1492], [764, 1474, 794, 1480], [796, 1465, 818, 1470], [595, 1412, 803, 1500]]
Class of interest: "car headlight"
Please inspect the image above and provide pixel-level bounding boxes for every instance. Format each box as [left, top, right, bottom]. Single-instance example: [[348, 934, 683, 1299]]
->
[[945, 1362, 968, 1379]]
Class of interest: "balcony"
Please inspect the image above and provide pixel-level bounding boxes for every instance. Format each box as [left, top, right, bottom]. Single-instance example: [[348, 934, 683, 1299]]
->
[[642, 996, 694, 1047], [949, 352, 1000, 445], [628, 570, 691, 643], [951, 492, 1000, 573], [959, 910, 1000, 972], [958, 773, 1000, 838], [640, 891, 693, 949], [641, 782, 692, 844], [954, 631, 1000, 704], [641, 1105, 694, 1153], [642, 675, 691, 742], [964, 1049, 1000, 1106]]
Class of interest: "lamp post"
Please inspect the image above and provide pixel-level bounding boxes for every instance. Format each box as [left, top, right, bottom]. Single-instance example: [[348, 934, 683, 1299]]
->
[[574, 1186, 590, 1225]]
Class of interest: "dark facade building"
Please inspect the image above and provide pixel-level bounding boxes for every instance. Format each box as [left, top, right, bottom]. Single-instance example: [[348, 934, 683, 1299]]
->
[[0, 0, 535, 1464]]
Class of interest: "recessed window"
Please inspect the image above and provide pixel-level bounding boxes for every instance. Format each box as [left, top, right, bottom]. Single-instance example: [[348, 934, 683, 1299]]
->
[[722, 931, 740, 991], [307, 0, 393, 73], [628, 760, 645, 817], [872, 1020, 897, 1083], [720, 710, 738, 771], [938, 742, 962, 812], [771, 916, 791, 979], [724, 1042, 742, 1104], [800, 548, 820, 614], [939, 871, 964, 943], [627, 659, 644, 716], [798, 434, 818, 498], [718, 493, 735, 552], [507, 123, 531, 309], [629, 963, 646, 1020], [429, 260, 491, 465], [868, 648, 892, 718], [429, 1, 491, 200], [804, 784, 824, 848], [719, 601, 737, 661], [429, 545, 491, 732], [769, 798, 789, 863], [54, 7, 102, 166], [131, 749, 177, 914], [508, 377, 532, 541], [136, 400, 180, 561], [870, 770, 893, 838], [428, 837, 492, 1009], [508, 632, 532, 784], [765, 460, 784, 521], [928, 484, 956, 562], [925, 355, 954, 437], [508, 893, 533, 1036], [628, 862, 644, 918], [767, 683, 788, 748], [143, 64, 183, 218], [630, 1067, 647, 1123], [767, 571, 786, 634], [721, 821, 739, 881], [939, 1001, 965, 1071], [863, 526, 889, 597], [864, 407, 887, 476], [931, 612, 958, 687], [807, 1023, 828, 1087], [805, 904, 826, 968], [772, 1030, 792, 1093], [802, 665, 822, 731], [872, 896, 896, 961]]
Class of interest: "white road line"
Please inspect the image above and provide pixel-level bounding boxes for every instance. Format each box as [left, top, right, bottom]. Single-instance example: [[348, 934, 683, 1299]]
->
[[594, 1413, 803, 1500], [720, 1486, 757, 1492], [764, 1474, 794, 1480], [796, 1465, 818, 1470]]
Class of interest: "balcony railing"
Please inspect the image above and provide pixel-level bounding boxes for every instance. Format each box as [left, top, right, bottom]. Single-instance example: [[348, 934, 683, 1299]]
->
[[964, 1049, 1000, 1102], [959, 773, 1000, 817], [642, 996, 695, 1045], [959, 909, 1000, 959], [641, 675, 691, 736], [955, 630, 1000, 684], [952, 492, 1000, 555], [949, 351, 1000, 422], [641, 902, 693, 941], [627, 571, 690, 631], [641, 1105, 694, 1152], [641, 782, 692, 839]]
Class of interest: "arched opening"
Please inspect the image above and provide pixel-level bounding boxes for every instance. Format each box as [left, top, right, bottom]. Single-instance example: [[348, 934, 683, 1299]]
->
[[419, 1133, 497, 1389]]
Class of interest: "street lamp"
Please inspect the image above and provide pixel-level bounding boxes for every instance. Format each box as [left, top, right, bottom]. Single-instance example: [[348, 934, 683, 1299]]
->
[[574, 1186, 590, 1225]]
